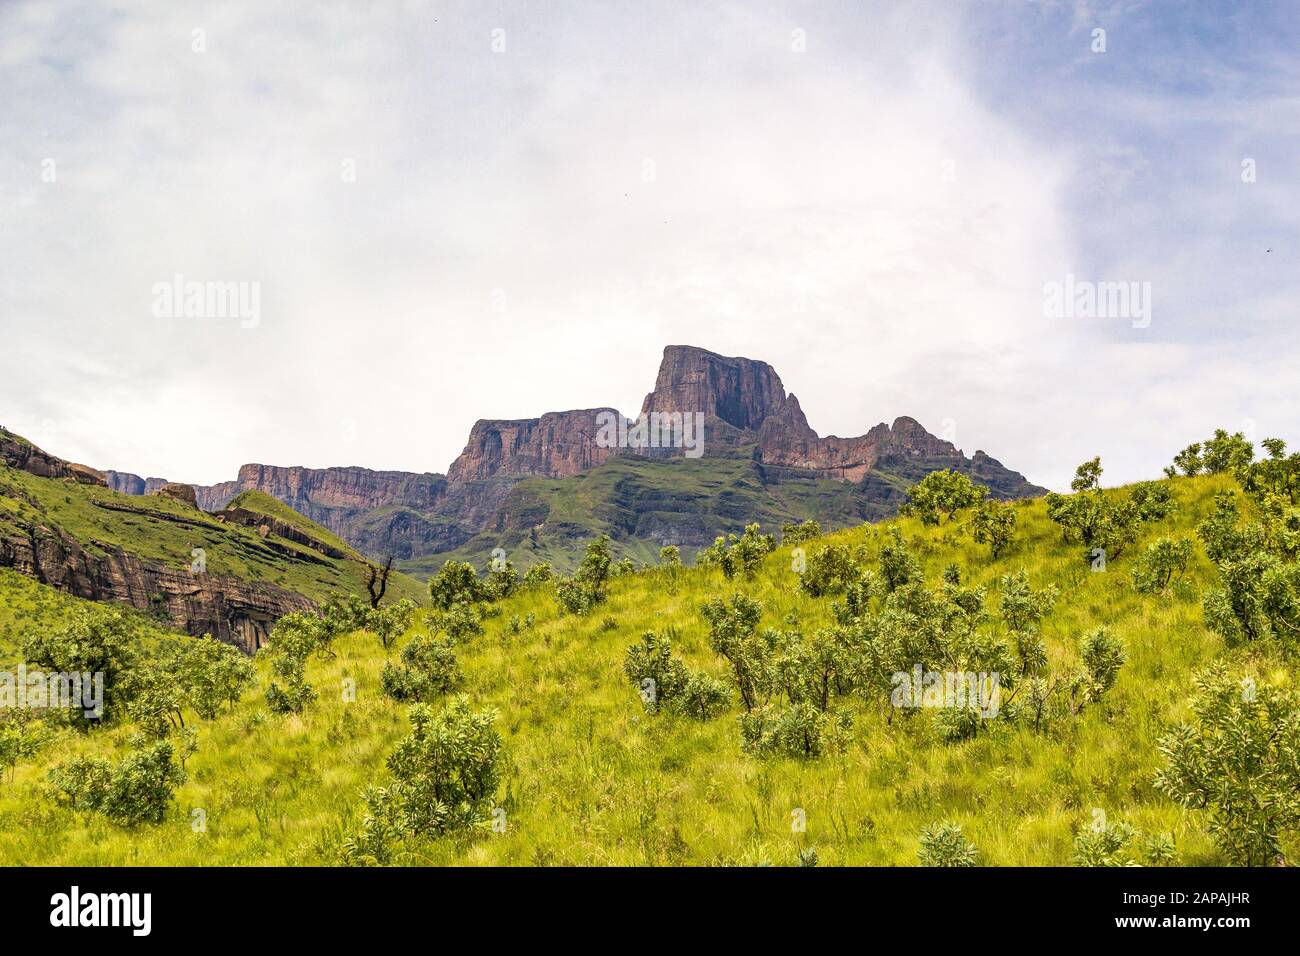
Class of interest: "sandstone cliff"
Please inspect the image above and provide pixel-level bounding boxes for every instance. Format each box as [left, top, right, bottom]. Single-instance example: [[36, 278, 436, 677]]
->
[[447, 409, 619, 481]]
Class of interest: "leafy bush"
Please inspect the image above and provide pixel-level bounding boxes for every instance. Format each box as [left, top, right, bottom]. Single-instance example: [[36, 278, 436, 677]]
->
[[23, 606, 138, 725], [381, 632, 461, 702], [780, 520, 822, 545], [367, 599, 416, 651], [50, 741, 185, 827], [799, 543, 861, 598], [671, 672, 731, 721], [262, 612, 322, 714], [901, 470, 985, 526], [521, 562, 555, 589], [917, 821, 979, 866], [429, 560, 491, 610], [969, 498, 1017, 558], [382, 698, 503, 838], [696, 524, 776, 580], [623, 631, 689, 713], [1131, 536, 1193, 593], [555, 536, 614, 614], [1156, 665, 1300, 865], [738, 701, 852, 759]]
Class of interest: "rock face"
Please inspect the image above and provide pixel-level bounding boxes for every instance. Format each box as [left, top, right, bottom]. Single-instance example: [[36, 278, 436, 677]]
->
[[447, 409, 619, 481], [2, 428, 106, 487], [151, 482, 199, 508], [641, 346, 814, 437], [104, 471, 168, 496], [0, 513, 315, 652]]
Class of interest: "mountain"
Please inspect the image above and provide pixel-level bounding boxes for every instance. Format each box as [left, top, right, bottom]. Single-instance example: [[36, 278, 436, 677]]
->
[[96, 345, 1046, 572], [0, 427, 422, 651]]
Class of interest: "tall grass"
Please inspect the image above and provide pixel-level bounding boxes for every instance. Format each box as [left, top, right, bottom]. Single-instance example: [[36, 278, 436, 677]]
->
[[1, 473, 1289, 866]]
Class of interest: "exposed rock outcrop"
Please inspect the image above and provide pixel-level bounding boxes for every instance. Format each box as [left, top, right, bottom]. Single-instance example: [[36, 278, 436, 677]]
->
[[0, 514, 314, 653], [2, 428, 107, 487], [151, 482, 199, 508], [447, 409, 619, 481]]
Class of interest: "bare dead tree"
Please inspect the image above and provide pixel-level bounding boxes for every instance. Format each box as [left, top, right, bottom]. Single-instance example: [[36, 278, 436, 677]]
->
[[367, 555, 394, 609]]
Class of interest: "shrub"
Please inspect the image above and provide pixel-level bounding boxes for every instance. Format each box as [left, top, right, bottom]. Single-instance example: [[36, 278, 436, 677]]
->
[[969, 499, 1017, 558], [901, 470, 985, 526], [738, 702, 852, 759], [429, 560, 490, 610], [669, 672, 731, 721], [384, 698, 503, 838], [917, 822, 979, 867], [701, 594, 768, 712], [555, 536, 614, 614], [367, 598, 416, 651], [262, 612, 323, 714], [1131, 536, 1193, 593], [1156, 665, 1300, 865], [50, 741, 185, 827], [381, 632, 461, 702], [781, 520, 822, 545], [1129, 481, 1176, 522], [433, 602, 483, 643], [0, 711, 45, 784], [623, 631, 689, 713], [521, 562, 554, 589], [696, 524, 776, 580], [658, 545, 681, 567], [878, 527, 921, 592], [23, 606, 138, 725], [799, 543, 860, 598]]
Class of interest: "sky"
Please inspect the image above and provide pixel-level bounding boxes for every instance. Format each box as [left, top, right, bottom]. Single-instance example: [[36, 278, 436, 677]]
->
[[1, 0, 1297, 491]]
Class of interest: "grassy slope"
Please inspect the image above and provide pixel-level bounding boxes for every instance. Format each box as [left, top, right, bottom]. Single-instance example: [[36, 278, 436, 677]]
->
[[1, 472, 1289, 866], [0, 466, 423, 606], [404, 455, 914, 578]]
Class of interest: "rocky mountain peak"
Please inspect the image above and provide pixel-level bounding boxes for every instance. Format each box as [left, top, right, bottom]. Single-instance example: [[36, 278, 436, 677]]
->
[[639, 345, 815, 437]]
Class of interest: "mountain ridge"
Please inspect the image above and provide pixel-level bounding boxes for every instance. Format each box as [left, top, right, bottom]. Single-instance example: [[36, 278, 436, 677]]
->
[[91, 345, 1046, 568]]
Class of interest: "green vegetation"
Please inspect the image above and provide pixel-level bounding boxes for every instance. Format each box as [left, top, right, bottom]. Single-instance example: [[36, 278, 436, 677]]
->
[[0, 465, 423, 606], [1, 433, 1298, 867]]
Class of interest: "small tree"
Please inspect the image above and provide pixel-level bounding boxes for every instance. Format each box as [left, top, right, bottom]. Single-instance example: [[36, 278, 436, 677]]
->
[[969, 499, 1017, 558], [696, 524, 776, 580], [799, 543, 861, 598], [50, 741, 185, 827], [382, 632, 461, 702], [368, 598, 416, 652], [0, 711, 45, 784], [521, 562, 554, 589], [1156, 665, 1300, 866], [23, 606, 138, 726], [429, 560, 490, 610], [623, 631, 689, 714], [263, 612, 322, 715], [701, 593, 769, 712], [555, 536, 614, 614], [902, 470, 986, 526], [1131, 537, 1193, 593]]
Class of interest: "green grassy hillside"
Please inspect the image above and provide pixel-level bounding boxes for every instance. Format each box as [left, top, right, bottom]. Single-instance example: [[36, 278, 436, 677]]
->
[[404, 454, 941, 577], [3, 470, 1291, 866], [0, 464, 424, 607]]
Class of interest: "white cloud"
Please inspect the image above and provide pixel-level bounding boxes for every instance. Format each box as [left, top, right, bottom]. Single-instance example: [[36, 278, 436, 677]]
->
[[0, 0, 1295, 493]]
